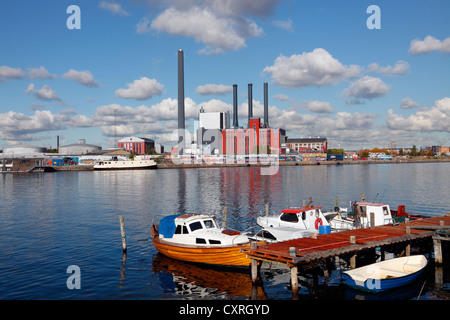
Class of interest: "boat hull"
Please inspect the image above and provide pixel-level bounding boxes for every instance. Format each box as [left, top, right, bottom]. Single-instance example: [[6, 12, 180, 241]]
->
[[152, 236, 258, 267], [94, 161, 157, 170], [343, 255, 427, 293]]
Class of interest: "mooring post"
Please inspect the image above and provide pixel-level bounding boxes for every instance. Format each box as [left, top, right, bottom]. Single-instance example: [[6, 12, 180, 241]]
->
[[119, 215, 127, 252], [290, 266, 299, 299], [265, 203, 269, 217], [250, 241, 258, 284], [350, 236, 356, 269], [405, 226, 411, 256], [433, 235, 443, 265], [222, 206, 227, 229]]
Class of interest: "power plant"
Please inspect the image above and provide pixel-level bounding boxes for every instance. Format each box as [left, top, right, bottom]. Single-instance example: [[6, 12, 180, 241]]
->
[[176, 49, 286, 157]]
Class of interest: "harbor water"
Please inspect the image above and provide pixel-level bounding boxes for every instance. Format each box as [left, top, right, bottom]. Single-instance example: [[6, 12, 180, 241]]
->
[[1, 162, 449, 300]]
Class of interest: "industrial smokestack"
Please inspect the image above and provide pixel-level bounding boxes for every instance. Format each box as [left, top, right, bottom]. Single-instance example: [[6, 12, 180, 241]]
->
[[248, 83, 253, 128], [177, 49, 185, 154], [233, 84, 239, 128], [263, 82, 269, 128]]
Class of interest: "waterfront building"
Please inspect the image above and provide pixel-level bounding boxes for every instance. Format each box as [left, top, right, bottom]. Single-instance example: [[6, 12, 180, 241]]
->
[[118, 137, 155, 155], [286, 137, 327, 153]]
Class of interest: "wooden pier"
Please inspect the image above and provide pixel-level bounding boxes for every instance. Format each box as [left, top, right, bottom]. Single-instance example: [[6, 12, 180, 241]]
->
[[242, 214, 450, 296]]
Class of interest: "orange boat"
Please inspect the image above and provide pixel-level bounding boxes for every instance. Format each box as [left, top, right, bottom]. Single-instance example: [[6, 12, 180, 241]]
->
[[151, 213, 263, 267]]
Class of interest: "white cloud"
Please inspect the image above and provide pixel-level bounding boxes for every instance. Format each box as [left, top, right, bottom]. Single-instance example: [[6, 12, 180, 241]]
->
[[409, 35, 450, 55], [0, 66, 26, 81], [28, 66, 57, 79], [0, 110, 68, 140], [99, 1, 130, 16], [304, 100, 334, 113], [25, 83, 61, 101], [63, 69, 100, 87], [115, 77, 164, 100], [386, 97, 450, 132], [196, 84, 232, 96], [150, 7, 257, 54], [400, 97, 421, 109], [139, 0, 272, 54], [342, 76, 390, 104], [263, 48, 361, 88], [368, 60, 410, 76]]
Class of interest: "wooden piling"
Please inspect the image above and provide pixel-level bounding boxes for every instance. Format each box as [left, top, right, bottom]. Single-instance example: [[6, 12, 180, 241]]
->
[[119, 215, 127, 252], [265, 203, 269, 217], [290, 266, 299, 298], [250, 241, 258, 284], [350, 236, 356, 269], [222, 206, 227, 229], [433, 235, 443, 265]]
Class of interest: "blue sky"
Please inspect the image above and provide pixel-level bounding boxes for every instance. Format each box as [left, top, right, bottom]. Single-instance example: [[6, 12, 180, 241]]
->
[[1, 0, 449, 151]]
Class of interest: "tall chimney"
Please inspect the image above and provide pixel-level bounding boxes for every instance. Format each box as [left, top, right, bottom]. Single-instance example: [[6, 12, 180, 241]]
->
[[263, 82, 269, 128], [177, 49, 185, 154], [248, 83, 253, 128], [233, 84, 239, 128]]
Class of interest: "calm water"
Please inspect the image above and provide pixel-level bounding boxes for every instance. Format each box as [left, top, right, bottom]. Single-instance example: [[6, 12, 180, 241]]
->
[[1, 162, 449, 300]]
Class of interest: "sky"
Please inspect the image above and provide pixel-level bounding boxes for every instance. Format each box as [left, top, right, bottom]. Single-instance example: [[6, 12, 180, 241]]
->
[[1, 0, 449, 151]]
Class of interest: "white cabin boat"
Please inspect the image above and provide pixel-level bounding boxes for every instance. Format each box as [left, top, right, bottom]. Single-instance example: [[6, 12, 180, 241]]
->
[[94, 156, 157, 170], [254, 203, 331, 242], [324, 201, 394, 231]]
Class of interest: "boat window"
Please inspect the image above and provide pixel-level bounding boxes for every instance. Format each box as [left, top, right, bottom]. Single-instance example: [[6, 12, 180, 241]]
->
[[260, 230, 277, 241], [383, 206, 389, 216], [209, 239, 221, 244], [204, 220, 215, 228], [189, 221, 203, 232], [280, 212, 299, 223], [175, 225, 189, 234], [360, 206, 367, 217], [196, 238, 207, 244]]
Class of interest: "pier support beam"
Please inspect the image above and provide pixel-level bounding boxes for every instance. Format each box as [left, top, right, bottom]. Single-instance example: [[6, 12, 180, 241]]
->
[[250, 242, 259, 284], [290, 266, 299, 299], [350, 236, 356, 269], [433, 235, 443, 265]]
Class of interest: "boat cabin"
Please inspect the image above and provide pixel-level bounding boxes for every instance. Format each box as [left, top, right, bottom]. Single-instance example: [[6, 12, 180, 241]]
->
[[352, 202, 393, 227], [156, 213, 249, 246], [325, 201, 394, 231], [257, 206, 330, 230]]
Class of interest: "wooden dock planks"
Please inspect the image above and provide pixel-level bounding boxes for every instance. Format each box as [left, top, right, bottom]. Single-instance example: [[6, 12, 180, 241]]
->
[[243, 215, 450, 267]]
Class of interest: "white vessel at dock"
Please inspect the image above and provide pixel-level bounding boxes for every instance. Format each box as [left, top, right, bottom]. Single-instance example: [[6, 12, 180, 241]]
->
[[94, 156, 157, 170]]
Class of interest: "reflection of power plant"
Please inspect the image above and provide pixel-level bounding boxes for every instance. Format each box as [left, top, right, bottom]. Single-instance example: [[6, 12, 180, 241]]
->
[[176, 49, 286, 156]]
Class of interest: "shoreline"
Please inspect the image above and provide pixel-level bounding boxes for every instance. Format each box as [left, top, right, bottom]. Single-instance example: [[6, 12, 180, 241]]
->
[[156, 157, 450, 169], [3, 157, 450, 173]]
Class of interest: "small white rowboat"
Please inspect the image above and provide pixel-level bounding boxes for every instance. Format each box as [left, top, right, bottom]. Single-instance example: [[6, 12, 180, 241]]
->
[[343, 255, 428, 293]]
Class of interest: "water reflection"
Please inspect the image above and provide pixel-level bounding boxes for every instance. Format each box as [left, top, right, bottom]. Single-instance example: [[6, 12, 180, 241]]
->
[[151, 254, 266, 299]]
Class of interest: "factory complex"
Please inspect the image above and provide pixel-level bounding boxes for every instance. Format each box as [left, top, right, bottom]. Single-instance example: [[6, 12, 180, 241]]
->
[[1, 49, 332, 171]]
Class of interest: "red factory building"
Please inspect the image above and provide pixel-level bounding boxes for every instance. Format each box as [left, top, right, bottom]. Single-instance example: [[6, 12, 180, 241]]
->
[[220, 83, 286, 156], [222, 118, 285, 155], [118, 137, 155, 154]]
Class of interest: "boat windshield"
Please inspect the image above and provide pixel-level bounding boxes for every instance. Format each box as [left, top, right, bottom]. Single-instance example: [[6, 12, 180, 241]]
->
[[280, 212, 299, 223], [204, 219, 216, 228], [189, 221, 203, 232]]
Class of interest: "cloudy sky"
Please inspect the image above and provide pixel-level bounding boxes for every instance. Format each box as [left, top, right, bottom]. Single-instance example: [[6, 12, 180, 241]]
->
[[1, 0, 449, 150]]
